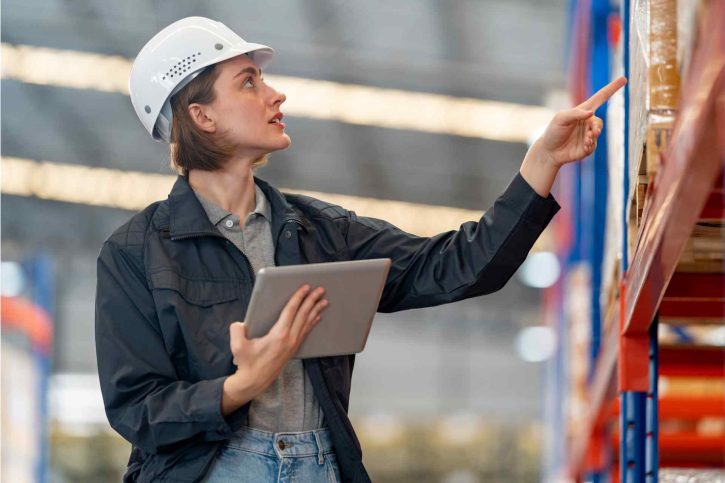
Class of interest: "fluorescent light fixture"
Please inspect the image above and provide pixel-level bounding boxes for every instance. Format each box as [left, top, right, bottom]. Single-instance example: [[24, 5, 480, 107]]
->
[[2, 157, 552, 247], [354, 411, 405, 446], [527, 124, 547, 147], [1, 43, 554, 143], [1, 157, 174, 211], [514, 326, 557, 362], [435, 412, 485, 446], [50, 373, 109, 430], [1, 262, 26, 297], [517, 251, 561, 288]]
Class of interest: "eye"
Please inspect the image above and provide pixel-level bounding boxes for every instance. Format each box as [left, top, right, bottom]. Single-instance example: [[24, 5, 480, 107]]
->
[[242, 77, 255, 89]]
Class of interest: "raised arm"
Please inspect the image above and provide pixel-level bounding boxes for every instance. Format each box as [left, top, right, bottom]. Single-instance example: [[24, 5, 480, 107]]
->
[[342, 172, 560, 313], [346, 77, 627, 313]]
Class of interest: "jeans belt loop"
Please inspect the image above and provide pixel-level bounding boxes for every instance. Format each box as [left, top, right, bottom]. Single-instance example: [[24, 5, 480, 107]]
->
[[314, 430, 324, 465]]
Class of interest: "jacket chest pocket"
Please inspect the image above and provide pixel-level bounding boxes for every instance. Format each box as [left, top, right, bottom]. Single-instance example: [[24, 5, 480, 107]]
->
[[149, 270, 249, 379]]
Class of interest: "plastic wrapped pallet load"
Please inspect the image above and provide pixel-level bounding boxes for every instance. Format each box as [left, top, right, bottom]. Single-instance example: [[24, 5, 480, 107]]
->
[[601, 77, 625, 330], [627, 0, 680, 260]]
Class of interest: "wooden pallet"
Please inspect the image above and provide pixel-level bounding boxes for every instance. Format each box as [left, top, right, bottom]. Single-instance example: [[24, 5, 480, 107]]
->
[[626, 117, 676, 262], [676, 222, 725, 273]]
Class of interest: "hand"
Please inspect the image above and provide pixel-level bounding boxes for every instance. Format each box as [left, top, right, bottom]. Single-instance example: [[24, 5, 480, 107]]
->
[[537, 76, 627, 168], [221, 284, 329, 414]]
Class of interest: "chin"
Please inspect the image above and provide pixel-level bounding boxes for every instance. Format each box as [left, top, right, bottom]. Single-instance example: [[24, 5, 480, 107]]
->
[[271, 134, 292, 151]]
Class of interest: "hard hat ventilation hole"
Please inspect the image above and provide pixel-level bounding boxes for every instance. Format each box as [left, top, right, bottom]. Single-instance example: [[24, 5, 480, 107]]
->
[[215, 43, 223, 50], [164, 52, 204, 79]]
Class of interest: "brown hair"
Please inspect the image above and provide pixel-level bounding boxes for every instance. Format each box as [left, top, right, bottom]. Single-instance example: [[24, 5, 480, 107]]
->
[[169, 63, 268, 176]]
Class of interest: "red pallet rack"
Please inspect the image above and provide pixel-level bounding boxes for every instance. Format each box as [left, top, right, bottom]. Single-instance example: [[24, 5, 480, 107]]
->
[[567, 1, 725, 479]]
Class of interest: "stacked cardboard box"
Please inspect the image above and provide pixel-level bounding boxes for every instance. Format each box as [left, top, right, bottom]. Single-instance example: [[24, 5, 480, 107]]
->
[[601, 0, 711, 330], [626, 0, 680, 261]]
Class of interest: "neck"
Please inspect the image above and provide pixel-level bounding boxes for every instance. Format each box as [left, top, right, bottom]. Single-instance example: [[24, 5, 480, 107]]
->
[[187, 159, 257, 218]]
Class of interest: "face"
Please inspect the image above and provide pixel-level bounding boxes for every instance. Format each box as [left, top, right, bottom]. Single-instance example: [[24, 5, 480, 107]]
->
[[194, 54, 290, 158]]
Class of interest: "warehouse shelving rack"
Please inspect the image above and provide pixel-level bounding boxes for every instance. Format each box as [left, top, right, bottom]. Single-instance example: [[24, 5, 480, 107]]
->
[[551, 0, 725, 481]]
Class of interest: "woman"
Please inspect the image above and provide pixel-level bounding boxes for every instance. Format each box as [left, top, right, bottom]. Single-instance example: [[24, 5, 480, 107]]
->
[[95, 16, 625, 483]]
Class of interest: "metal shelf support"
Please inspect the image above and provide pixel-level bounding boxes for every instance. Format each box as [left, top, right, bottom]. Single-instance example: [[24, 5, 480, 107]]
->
[[645, 316, 658, 483], [620, 391, 646, 482]]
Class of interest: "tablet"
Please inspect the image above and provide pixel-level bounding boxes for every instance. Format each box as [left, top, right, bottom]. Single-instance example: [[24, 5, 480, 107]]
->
[[243, 258, 392, 358]]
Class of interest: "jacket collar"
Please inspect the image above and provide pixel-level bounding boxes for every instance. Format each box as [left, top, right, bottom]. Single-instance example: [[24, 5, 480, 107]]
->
[[194, 183, 271, 226], [167, 174, 303, 240]]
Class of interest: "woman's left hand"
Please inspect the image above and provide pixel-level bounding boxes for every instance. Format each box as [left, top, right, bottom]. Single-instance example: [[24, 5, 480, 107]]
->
[[538, 76, 627, 168]]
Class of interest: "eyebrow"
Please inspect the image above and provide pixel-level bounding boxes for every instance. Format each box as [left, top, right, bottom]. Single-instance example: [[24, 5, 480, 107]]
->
[[233, 66, 262, 79]]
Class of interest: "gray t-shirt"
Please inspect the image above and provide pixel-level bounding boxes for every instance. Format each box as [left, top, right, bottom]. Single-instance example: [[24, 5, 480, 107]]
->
[[193, 183, 326, 432]]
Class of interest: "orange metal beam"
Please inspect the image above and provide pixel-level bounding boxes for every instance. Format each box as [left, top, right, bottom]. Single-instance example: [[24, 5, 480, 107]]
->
[[612, 432, 725, 466], [660, 273, 725, 319], [1, 295, 53, 352], [619, 280, 649, 390], [659, 345, 725, 377], [699, 187, 725, 219], [612, 394, 725, 419]]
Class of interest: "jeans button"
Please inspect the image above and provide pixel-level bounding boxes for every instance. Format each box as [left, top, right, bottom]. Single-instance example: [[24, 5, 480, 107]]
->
[[284, 230, 292, 239]]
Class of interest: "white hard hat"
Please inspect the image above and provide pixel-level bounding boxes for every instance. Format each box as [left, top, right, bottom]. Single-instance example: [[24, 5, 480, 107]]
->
[[129, 16, 274, 143]]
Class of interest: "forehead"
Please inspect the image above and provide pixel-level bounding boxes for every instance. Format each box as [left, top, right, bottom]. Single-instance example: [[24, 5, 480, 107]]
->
[[217, 54, 260, 77]]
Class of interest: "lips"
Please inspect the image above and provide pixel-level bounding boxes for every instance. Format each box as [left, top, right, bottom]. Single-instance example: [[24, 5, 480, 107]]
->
[[269, 112, 285, 129]]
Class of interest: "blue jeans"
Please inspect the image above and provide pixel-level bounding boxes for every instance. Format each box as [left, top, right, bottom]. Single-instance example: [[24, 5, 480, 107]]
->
[[201, 427, 342, 483]]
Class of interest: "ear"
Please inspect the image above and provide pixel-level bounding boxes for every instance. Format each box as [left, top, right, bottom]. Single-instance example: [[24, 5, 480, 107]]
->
[[187, 103, 217, 134]]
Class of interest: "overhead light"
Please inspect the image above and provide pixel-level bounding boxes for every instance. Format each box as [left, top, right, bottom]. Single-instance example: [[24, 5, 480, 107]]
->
[[1, 262, 26, 297], [354, 411, 405, 447], [1, 43, 555, 143], [527, 124, 547, 147], [515, 326, 557, 362], [518, 251, 561, 288], [435, 412, 485, 446], [1, 157, 174, 211], [2, 157, 552, 248], [50, 373, 109, 431]]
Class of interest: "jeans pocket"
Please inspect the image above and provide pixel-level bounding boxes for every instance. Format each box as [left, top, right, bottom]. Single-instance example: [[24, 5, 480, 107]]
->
[[324, 452, 342, 483]]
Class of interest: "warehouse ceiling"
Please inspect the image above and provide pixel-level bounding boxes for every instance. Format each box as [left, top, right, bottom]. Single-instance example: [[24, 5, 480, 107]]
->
[[1, 0, 567, 420]]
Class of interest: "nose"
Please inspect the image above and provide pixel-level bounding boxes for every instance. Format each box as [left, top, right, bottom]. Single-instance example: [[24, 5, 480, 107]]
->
[[268, 84, 286, 107]]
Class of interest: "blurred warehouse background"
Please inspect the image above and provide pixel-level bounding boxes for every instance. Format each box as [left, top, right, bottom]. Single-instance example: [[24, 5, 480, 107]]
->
[[2, 1, 571, 482]]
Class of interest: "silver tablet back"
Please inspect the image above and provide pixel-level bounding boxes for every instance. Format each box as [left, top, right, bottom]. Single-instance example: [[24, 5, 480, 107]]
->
[[243, 258, 391, 358]]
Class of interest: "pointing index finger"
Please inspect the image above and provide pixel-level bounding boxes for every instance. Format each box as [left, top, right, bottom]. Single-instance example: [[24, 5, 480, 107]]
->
[[578, 76, 627, 111]]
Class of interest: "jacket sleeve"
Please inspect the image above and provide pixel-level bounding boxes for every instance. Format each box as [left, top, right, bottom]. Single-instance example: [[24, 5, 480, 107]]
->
[[342, 172, 561, 313], [95, 240, 244, 454]]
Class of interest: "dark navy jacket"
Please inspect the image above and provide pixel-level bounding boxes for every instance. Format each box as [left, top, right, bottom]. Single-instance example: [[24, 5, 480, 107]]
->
[[95, 172, 559, 482]]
